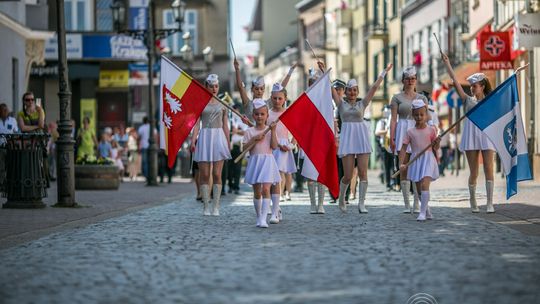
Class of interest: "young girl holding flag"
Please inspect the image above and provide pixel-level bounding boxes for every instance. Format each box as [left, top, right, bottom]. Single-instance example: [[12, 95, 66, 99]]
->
[[243, 99, 280, 228], [320, 61, 393, 213], [267, 83, 296, 224], [190, 74, 231, 217], [399, 100, 441, 221]]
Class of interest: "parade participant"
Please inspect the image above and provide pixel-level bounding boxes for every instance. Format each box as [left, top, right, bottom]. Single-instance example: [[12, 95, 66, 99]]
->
[[190, 74, 231, 216], [267, 83, 296, 223], [329, 79, 346, 204], [304, 70, 327, 214], [441, 53, 496, 213], [390, 67, 429, 214], [233, 59, 297, 120], [399, 100, 441, 221], [17, 92, 45, 133], [228, 103, 248, 194], [323, 61, 393, 213], [243, 98, 280, 228]]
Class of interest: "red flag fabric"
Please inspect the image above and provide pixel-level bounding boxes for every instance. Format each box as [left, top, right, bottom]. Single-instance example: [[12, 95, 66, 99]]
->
[[159, 56, 213, 168], [279, 71, 339, 198]]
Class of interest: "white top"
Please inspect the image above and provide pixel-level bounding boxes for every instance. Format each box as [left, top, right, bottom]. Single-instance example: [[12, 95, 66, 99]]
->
[[137, 123, 150, 149], [231, 115, 248, 145], [0, 117, 18, 134]]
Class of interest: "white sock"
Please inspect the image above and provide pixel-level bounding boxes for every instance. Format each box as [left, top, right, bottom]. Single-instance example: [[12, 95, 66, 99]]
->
[[420, 191, 430, 215], [271, 194, 280, 216], [260, 198, 271, 227]]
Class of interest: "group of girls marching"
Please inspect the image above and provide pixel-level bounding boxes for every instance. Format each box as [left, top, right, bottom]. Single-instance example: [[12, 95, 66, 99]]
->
[[190, 50, 514, 227]]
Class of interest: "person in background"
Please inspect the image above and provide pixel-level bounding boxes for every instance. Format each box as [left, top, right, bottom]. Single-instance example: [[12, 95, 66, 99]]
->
[[375, 105, 395, 191], [98, 132, 112, 159], [228, 103, 248, 194], [47, 122, 59, 181], [138, 117, 151, 179], [77, 117, 98, 159], [0, 103, 19, 187], [17, 92, 45, 133], [126, 127, 139, 181], [111, 140, 125, 181]]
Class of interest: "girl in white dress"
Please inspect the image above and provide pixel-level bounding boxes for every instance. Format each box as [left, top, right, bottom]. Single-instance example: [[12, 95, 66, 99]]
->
[[390, 67, 429, 214], [190, 74, 231, 216], [441, 53, 497, 213], [321, 61, 393, 213], [243, 99, 280, 228], [399, 100, 441, 221], [267, 83, 296, 224]]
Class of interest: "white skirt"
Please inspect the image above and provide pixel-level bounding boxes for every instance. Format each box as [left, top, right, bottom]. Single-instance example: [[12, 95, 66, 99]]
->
[[394, 119, 414, 155], [459, 118, 496, 152], [338, 122, 372, 157], [193, 128, 232, 162], [273, 138, 297, 173], [244, 154, 282, 185], [407, 151, 439, 182]]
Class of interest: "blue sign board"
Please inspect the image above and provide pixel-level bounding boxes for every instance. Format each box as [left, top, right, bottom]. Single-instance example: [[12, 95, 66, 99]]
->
[[446, 88, 463, 108], [129, 7, 148, 30], [82, 35, 147, 60]]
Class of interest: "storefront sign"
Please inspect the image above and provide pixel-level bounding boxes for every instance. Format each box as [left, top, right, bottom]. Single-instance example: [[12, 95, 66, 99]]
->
[[479, 31, 513, 70], [83, 35, 147, 60], [44, 34, 82, 59], [515, 13, 540, 49], [128, 63, 159, 86], [129, 0, 149, 30], [99, 70, 129, 88]]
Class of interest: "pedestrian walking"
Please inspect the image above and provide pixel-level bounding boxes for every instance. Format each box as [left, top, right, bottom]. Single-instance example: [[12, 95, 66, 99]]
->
[[323, 61, 393, 213], [137, 117, 151, 179], [399, 100, 441, 221], [390, 67, 429, 214], [441, 53, 497, 213], [268, 83, 296, 224], [190, 74, 231, 216], [242, 98, 280, 228], [126, 127, 139, 181]]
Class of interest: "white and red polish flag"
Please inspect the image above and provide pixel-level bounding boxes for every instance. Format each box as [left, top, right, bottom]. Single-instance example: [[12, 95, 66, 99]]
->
[[279, 70, 339, 198]]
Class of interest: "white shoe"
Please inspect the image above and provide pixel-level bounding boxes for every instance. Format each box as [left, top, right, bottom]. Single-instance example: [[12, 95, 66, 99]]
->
[[285, 192, 291, 201], [486, 181, 495, 213], [317, 204, 325, 214], [269, 215, 279, 224], [358, 203, 368, 213], [338, 200, 347, 212], [403, 208, 412, 214], [310, 205, 317, 214], [469, 184, 480, 213], [417, 213, 426, 221], [278, 208, 282, 220], [426, 207, 433, 220], [486, 204, 495, 213]]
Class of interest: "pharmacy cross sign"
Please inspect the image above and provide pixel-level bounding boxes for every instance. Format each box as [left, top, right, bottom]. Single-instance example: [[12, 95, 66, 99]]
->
[[484, 35, 506, 57]]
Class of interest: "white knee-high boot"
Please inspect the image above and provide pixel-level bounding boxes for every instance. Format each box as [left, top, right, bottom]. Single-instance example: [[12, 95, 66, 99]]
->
[[201, 184, 210, 216], [338, 179, 349, 212], [412, 183, 420, 214], [212, 184, 222, 216], [358, 181, 368, 213], [308, 181, 317, 214], [317, 182, 326, 214], [417, 191, 429, 221], [269, 194, 280, 224], [259, 198, 271, 228], [253, 198, 262, 227], [486, 180, 495, 213], [400, 180, 411, 213], [469, 184, 480, 213]]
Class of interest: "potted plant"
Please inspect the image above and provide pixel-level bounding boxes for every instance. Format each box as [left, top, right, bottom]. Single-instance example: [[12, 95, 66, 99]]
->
[[74, 155, 120, 190]]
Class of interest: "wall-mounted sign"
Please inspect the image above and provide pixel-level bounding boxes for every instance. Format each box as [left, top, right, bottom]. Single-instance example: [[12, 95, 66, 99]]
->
[[99, 70, 129, 88], [515, 13, 540, 49], [44, 34, 82, 59], [83, 35, 147, 60], [129, 0, 149, 30], [479, 31, 513, 70]]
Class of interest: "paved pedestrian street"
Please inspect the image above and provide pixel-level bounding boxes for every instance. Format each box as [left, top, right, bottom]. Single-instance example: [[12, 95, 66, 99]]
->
[[1, 181, 540, 304]]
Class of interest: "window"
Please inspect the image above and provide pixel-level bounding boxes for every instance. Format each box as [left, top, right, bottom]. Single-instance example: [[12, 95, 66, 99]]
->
[[96, 0, 113, 31], [391, 0, 398, 17], [162, 9, 198, 55], [373, 53, 380, 83], [391, 45, 398, 81], [65, 0, 94, 31]]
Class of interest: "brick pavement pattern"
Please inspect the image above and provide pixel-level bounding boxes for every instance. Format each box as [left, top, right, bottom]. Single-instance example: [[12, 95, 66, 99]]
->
[[1, 175, 540, 303]]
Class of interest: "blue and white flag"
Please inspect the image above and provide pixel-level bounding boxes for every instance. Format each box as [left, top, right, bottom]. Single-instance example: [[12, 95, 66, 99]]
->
[[466, 74, 532, 199]]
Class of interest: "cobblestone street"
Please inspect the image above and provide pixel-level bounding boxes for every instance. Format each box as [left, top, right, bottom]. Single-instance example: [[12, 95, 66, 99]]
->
[[1, 172, 540, 304]]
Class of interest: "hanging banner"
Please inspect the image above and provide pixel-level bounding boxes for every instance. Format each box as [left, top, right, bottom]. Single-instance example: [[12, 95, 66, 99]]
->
[[515, 13, 540, 49], [479, 31, 513, 70]]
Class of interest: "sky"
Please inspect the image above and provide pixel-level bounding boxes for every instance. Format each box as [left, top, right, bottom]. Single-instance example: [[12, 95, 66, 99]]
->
[[230, 0, 259, 57]]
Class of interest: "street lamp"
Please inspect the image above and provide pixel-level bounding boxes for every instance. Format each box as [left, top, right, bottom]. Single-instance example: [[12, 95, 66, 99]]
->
[[111, 0, 186, 186], [180, 32, 194, 65], [202, 46, 214, 70]]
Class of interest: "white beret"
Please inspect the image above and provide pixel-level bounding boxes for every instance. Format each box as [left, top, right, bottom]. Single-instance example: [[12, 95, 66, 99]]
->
[[346, 79, 358, 88], [271, 82, 284, 92], [402, 66, 417, 77], [206, 74, 219, 85], [411, 99, 426, 110], [252, 98, 267, 110], [466, 73, 486, 85], [252, 76, 265, 87]]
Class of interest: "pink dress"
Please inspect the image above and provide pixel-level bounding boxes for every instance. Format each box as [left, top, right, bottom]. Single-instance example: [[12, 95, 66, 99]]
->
[[402, 125, 439, 182], [243, 127, 281, 185], [268, 110, 297, 173]]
